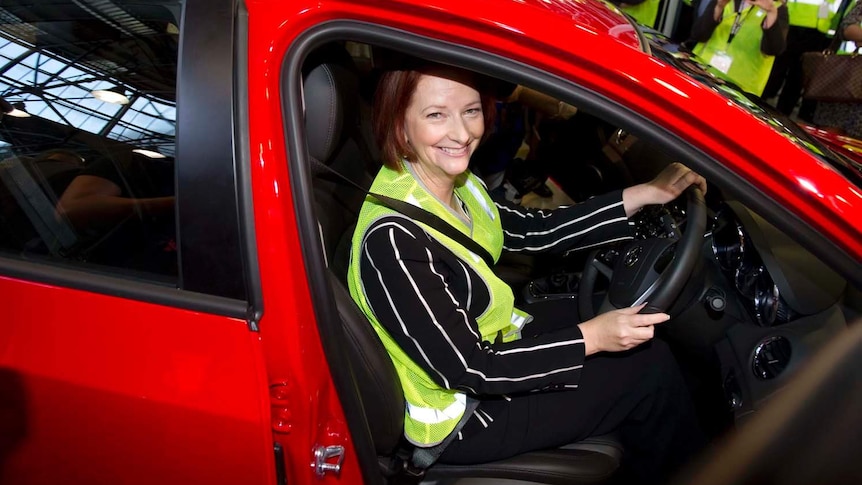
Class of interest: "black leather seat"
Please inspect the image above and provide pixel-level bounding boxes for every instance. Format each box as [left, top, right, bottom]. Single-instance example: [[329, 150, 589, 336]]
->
[[303, 57, 622, 484]]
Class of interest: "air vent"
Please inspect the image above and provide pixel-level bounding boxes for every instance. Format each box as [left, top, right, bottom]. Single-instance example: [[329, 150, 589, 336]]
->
[[752, 336, 791, 380]]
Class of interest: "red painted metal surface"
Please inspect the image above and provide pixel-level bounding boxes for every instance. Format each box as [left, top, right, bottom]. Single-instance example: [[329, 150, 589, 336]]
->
[[801, 123, 862, 165], [2, 0, 861, 484], [247, 2, 862, 481], [247, 0, 862, 260], [0, 276, 273, 484]]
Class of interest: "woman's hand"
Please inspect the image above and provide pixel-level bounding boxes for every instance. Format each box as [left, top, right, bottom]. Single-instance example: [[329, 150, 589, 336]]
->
[[714, 0, 731, 20], [577, 304, 670, 355], [623, 162, 706, 217], [747, 0, 780, 28]]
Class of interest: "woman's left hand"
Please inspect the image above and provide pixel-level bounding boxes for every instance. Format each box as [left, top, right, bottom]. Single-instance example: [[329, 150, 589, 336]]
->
[[623, 162, 707, 217], [747, 0, 781, 28], [746, 0, 778, 13]]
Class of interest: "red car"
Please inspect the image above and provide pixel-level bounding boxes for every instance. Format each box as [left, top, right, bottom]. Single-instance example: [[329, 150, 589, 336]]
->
[[800, 123, 862, 165], [1, 1, 860, 484]]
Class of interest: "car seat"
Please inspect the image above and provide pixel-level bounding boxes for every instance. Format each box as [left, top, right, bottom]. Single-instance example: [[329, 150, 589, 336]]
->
[[303, 56, 623, 484]]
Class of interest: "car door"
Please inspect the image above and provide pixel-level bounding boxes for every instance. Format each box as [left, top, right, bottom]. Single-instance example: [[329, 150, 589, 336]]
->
[[0, 1, 274, 483]]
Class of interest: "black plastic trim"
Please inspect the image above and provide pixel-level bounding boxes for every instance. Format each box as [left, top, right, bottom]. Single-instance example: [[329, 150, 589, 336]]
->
[[273, 442, 287, 485], [176, 0, 248, 300], [0, 256, 248, 318], [233, 1, 262, 331]]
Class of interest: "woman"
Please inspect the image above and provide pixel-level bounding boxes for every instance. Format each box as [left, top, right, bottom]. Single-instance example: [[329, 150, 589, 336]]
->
[[812, 1, 862, 139], [347, 65, 706, 483], [689, 0, 789, 96]]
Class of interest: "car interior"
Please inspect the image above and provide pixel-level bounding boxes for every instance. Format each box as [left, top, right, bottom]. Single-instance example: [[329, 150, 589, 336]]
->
[[292, 36, 862, 484]]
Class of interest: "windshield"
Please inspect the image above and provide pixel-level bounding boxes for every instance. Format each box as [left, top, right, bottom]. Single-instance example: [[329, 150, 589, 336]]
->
[[644, 31, 862, 187]]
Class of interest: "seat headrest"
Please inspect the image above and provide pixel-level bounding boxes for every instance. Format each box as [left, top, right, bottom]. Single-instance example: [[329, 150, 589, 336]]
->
[[303, 62, 360, 164]]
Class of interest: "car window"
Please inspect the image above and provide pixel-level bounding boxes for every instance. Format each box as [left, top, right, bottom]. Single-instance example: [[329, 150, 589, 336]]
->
[[0, 1, 181, 282]]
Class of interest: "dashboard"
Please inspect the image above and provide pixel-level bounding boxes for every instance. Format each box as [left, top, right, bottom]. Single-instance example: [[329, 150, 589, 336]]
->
[[701, 200, 847, 416], [710, 201, 846, 325], [629, 195, 850, 420]]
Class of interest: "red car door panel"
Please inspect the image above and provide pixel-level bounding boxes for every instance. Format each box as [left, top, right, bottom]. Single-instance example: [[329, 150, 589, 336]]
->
[[0, 276, 273, 485]]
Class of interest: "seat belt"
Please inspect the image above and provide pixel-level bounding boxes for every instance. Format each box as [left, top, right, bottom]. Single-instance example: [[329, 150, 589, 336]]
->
[[310, 158, 496, 268], [311, 157, 489, 468]]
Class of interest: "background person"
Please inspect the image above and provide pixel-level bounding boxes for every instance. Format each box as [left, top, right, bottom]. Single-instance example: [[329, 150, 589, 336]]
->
[[689, 0, 790, 96], [761, 0, 842, 119], [347, 64, 706, 484], [56, 153, 176, 273], [609, 0, 662, 29], [811, 1, 862, 138]]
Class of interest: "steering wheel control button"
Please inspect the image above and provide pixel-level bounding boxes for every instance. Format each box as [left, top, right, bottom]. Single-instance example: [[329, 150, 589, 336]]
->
[[752, 336, 792, 380], [624, 245, 642, 267]]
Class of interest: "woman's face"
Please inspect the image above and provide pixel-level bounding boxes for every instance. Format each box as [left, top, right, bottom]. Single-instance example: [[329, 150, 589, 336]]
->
[[404, 72, 484, 188]]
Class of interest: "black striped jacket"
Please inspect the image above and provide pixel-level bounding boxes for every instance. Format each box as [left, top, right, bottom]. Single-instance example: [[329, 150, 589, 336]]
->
[[355, 189, 635, 398]]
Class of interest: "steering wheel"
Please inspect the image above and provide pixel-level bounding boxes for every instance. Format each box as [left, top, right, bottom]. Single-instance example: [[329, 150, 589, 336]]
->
[[578, 187, 706, 320]]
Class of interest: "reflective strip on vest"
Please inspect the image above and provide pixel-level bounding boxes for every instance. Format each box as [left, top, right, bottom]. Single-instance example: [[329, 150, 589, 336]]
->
[[788, 0, 839, 31], [465, 178, 495, 221], [503, 308, 534, 342], [406, 392, 467, 424]]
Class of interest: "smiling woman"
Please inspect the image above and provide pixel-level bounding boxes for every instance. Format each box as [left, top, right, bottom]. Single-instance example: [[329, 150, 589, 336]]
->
[[343, 61, 708, 484], [374, 66, 492, 205]]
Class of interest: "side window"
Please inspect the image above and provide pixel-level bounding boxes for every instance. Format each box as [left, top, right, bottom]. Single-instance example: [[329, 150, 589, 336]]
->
[[0, 1, 181, 281]]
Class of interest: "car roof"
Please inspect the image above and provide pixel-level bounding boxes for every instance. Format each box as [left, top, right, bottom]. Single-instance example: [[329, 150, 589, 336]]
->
[[367, 0, 644, 52]]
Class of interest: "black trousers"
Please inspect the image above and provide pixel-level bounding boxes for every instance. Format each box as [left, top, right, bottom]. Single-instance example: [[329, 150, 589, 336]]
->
[[440, 299, 705, 484], [763, 26, 830, 119]]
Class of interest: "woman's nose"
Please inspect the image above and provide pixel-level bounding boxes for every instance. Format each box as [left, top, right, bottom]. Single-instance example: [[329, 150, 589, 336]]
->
[[448, 117, 470, 143]]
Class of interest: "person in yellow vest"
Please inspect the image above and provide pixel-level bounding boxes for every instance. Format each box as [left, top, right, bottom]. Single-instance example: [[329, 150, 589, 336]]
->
[[689, 0, 790, 96], [348, 64, 707, 483], [610, 0, 662, 29], [762, 0, 843, 118], [812, 0, 862, 137]]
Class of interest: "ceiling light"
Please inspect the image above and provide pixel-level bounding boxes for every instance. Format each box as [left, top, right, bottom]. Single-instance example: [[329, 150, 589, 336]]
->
[[91, 86, 130, 105], [132, 148, 166, 159]]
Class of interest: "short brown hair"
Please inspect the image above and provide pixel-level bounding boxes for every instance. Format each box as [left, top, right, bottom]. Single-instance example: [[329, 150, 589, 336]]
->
[[372, 66, 496, 170]]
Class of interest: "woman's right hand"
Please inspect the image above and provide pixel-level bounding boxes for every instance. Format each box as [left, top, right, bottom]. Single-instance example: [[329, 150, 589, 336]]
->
[[714, 0, 731, 20], [577, 304, 670, 355]]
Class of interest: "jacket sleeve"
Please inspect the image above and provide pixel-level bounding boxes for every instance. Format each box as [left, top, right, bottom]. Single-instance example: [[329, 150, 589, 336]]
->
[[689, 0, 722, 43], [357, 217, 587, 395], [495, 189, 636, 255], [842, 3, 862, 32], [760, 3, 788, 56]]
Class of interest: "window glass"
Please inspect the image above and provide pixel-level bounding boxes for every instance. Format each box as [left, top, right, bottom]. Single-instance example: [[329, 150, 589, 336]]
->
[[0, 1, 181, 281]]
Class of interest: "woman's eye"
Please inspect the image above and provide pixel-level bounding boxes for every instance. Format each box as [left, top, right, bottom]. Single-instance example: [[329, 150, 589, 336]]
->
[[464, 108, 481, 116], [426, 112, 443, 119]]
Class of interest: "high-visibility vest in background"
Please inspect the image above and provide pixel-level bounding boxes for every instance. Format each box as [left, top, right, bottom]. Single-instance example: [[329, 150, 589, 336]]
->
[[787, 0, 841, 33], [348, 162, 530, 447], [693, 1, 780, 96], [622, 0, 661, 28]]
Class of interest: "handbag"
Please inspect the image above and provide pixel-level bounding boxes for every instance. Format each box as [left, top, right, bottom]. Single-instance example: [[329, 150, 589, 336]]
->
[[801, 1, 862, 104], [801, 48, 862, 102]]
